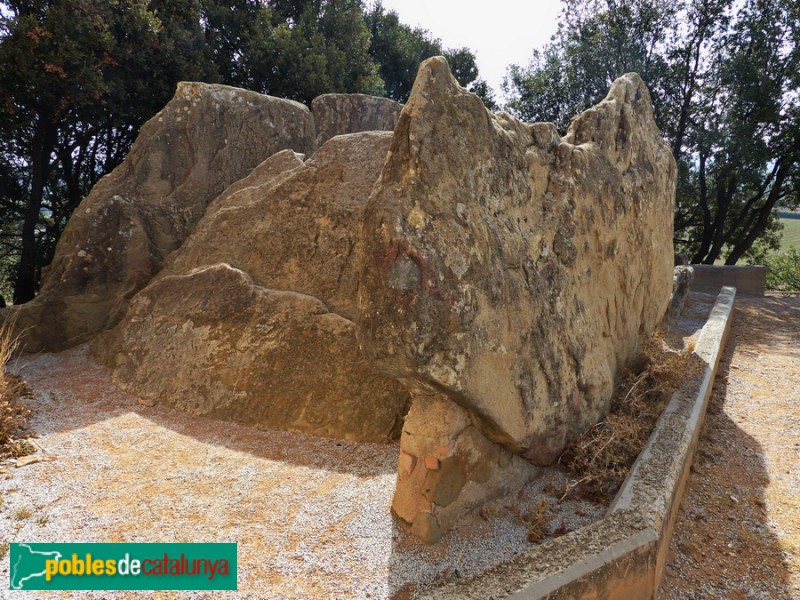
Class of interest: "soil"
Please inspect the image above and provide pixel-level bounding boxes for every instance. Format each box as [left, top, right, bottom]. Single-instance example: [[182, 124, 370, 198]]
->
[[0, 346, 604, 599], [2, 294, 796, 598], [660, 296, 800, 599]]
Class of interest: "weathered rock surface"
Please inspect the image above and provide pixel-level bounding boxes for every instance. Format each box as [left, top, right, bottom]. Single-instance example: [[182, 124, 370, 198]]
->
[[99, 263, 408, 442], [311, 93, 402, 148], [93, 131, 411, 443], [150, 131, 394, 321], [357, 57, 676, 467], [9, 83, 316, 352], [393, 394, 538, 542], [205, 149, 306, 216], [4, 56, 676, 541], [665, 266, 695, 326]]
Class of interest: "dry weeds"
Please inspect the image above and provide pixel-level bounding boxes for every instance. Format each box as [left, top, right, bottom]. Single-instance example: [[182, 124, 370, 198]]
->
[[525, 498, 554, 543], [0, 321, 34, 459], [559, 332, 703, 504]]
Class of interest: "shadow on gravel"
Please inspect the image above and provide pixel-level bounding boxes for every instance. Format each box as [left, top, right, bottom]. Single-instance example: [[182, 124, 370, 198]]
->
[[737, 296, 800, 353], [8, 345, 399, 478], [659, 299, 797, 599]]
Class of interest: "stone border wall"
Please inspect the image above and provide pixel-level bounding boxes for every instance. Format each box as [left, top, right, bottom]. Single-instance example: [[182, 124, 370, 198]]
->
[[424, 286, 736, 600], [691, 265, 764, 296]]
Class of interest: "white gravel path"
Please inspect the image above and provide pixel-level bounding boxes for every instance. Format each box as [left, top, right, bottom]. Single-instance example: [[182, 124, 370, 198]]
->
[[0, 345, 604, 599], [660, 296, 800, 599]]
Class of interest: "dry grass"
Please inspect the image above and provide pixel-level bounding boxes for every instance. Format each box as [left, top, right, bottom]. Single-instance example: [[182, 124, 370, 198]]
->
[[559, 332, 703, 504], [0, 320, 34, 459], [13, 506, 33, 520], [525, 498, 554, 543]]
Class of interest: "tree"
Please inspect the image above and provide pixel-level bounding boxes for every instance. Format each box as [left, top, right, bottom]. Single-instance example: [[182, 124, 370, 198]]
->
[[256, 0, 384, 103], [0, 0, 216, 303], [364, 2, 492, 106], [364, 2, 437, 101], [0, 0, 491, 302], [198, 0, 271, 90], [504, 0, 800, 264]]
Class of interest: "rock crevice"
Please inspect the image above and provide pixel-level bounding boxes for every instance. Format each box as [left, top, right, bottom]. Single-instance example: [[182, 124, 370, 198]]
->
[[4, 57, 675, 542], [356, 56, 675, 467]]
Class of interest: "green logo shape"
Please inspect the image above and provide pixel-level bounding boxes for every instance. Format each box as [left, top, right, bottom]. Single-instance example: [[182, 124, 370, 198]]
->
[[9, 543, 237, 590]]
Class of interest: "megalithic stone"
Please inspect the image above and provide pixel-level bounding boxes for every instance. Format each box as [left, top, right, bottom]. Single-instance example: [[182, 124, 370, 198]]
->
[[7, 83, 316, 352], [356, 56, 675, 540]]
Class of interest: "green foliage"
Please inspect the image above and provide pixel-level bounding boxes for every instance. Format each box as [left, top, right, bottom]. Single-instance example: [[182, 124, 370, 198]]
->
[[263, 0, 384, 103], [0, 0, 489, 300], [763, 247, 800, 292], [0, 0, 209, 302], [467, 77, 497, 111], [504, 44, 579, 132], [504, 0, 800, 265], [364, 2, 439, 102], [364, 2, 487, 104]]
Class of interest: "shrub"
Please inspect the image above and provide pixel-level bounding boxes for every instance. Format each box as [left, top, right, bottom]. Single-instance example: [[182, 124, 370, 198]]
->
[[0, 321, 33, 458], [763, 246, 800, 292]]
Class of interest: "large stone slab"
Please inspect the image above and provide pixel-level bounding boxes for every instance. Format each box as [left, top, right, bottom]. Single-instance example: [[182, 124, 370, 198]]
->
[[356, 57, 676, 465], [311, 93, 402, 148], [101, 263, 408, 442], [9, 83, 316, 351], [93, 131, 411, 443], [153, 131, 394, 321]]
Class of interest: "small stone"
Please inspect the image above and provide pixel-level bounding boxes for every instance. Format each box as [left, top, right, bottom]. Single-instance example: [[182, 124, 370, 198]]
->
[[15, 455, 57, 468], [398, 452, 416, 476], [137, 398, 157, 408], [422, 456, 467, 507], [410, 511, 443, 544], [424, 456, 440, 471]]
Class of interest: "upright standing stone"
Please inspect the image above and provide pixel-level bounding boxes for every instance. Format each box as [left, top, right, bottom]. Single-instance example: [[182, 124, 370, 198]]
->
[[311, 93, 403, 148], [356, 57, 675, 539]]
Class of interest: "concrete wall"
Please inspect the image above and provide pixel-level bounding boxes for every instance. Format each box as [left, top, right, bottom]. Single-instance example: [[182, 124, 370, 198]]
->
[[426, 287, 737, 600], [691, 265, 765, 296]]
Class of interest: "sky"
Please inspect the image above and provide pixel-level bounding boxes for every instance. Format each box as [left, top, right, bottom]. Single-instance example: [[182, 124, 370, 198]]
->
[[378, 0, 563, 96]]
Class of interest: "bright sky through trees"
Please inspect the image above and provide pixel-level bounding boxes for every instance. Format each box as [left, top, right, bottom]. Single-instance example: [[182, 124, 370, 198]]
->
[[378, 0, 561, 94]]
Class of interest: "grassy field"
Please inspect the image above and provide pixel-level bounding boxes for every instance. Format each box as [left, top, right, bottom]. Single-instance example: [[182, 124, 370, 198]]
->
[[779, 217, 800, 251]]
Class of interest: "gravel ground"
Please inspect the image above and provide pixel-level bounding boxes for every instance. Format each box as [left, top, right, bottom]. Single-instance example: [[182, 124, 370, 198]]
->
[[660, 296, 800, 599], [0, 345, 604, 599]]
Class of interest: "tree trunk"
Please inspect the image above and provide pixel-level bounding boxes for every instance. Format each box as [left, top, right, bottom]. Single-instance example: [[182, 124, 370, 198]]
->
[[13, 116, 56, 304], [705, 177, 736, 264], [690, 153, 713, 263], [725, 160, 791, 264]]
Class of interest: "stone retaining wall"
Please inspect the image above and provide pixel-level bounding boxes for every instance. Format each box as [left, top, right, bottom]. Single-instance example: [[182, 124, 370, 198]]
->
[[691, 265, 764, 296]]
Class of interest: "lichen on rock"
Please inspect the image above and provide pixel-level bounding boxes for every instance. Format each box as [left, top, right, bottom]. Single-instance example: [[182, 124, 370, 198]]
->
[[356, 56, 675, 477], [7, 83, 317, 352]]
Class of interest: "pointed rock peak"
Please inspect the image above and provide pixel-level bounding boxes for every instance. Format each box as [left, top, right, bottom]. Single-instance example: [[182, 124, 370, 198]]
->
[[609, 72, 650, 102], [565, 71, 662, 163], [409, 56, 463, 102]]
